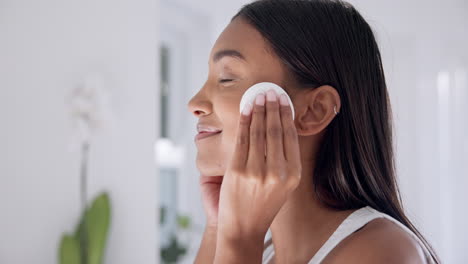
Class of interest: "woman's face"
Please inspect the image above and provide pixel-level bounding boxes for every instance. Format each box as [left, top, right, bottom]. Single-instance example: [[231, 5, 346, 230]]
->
[[187, 17, 299, 177]]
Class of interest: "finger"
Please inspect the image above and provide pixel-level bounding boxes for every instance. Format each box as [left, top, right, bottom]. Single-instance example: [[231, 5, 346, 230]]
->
[[248, 93, 266, 166], [279, 93, 300, 165], [231, 102, 253, 170], [265, 89, 285, 167]]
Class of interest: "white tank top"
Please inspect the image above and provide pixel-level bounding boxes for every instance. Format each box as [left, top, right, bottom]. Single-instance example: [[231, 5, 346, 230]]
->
[[262, 206, 435, 264]]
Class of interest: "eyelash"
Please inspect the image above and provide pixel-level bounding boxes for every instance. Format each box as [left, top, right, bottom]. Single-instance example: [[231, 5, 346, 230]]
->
[[219, 79, 234, 83]]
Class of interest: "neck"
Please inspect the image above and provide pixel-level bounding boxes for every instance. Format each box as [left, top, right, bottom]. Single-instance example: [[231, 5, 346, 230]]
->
[[269, 159, 355, 263]]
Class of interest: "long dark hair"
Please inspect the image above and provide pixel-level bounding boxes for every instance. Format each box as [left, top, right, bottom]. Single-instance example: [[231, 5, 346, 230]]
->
[[233, 0, 439, 262]]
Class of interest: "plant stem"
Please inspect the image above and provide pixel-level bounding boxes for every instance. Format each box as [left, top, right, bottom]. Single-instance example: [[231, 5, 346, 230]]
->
[[80, 141, 90, 264]]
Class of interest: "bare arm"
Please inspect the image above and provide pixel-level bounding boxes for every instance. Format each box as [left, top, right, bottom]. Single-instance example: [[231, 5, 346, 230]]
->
[[194, 226, 218, 264]]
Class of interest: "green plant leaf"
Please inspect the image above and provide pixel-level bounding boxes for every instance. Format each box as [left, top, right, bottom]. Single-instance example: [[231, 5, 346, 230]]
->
[[176, 215, 191, 230], [73, 192, 111, 264], [59, 234, 81, 264], [86, 192, 111, 264], [160, 233, 187, 263]]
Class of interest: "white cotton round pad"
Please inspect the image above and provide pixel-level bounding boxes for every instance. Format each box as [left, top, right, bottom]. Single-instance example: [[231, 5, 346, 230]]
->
[[239, 82, 295, 120]]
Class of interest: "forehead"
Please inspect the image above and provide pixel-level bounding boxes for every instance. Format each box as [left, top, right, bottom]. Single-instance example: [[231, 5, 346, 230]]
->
[[209, 18, 275, 65]]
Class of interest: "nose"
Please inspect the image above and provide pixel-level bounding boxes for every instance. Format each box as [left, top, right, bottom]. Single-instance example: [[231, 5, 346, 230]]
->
[[187, 89, 212, 117]]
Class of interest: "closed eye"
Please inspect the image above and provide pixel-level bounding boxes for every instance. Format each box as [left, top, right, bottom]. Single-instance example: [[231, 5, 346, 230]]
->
[[219, 79, 234, 83]]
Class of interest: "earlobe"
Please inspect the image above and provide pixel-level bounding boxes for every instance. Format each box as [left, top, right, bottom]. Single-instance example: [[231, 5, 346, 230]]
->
[[294, 85, 340, 136]]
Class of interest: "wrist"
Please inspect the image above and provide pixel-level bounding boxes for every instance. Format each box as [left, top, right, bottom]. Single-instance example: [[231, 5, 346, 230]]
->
[[217, 229, 265, 248], [214, 231, 265, 263], [218, 224, 267, 243]]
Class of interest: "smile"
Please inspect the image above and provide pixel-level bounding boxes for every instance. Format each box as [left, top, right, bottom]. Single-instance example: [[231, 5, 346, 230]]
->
[[195, 131, 222, 141]]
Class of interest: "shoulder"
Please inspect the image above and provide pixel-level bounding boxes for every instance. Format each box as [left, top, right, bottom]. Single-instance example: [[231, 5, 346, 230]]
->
[[322, 218, 428, 264]]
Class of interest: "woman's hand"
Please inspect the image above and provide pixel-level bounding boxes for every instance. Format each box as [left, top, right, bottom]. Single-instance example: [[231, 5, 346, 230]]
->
[[215, 89, 302, 260]]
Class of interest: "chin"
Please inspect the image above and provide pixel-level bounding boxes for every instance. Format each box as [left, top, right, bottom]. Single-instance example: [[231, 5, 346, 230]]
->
[[196, 159, 226, 177], [197, 166, 225, 177], [195, 147, 229, 174]]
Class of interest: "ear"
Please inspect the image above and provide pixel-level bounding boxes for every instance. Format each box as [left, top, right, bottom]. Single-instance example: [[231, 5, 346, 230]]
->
[[294, 85, 341, 136]]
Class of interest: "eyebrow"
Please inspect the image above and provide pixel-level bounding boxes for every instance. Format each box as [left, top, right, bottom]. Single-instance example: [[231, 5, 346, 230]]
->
[[212, 49, 246, 63]]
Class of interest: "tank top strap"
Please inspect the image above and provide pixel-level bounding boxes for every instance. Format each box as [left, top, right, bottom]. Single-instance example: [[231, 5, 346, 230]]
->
[[307, 206, 382, 263], [308, 206, 435, 264]]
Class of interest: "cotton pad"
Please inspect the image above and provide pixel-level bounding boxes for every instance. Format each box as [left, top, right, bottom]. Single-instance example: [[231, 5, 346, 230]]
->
[[239, 82, 295, 120]]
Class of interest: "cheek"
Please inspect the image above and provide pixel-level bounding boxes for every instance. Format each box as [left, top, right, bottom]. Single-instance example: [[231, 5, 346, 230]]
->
[[195, 128, 240, 176], [219, 112, 242, 160]]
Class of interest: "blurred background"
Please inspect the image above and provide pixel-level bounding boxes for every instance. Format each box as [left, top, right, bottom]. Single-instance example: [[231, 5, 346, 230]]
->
[[1, 0, 467, 263]]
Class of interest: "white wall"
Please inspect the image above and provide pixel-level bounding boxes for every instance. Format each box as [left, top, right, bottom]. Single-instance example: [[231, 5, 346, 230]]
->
[[0, 0, 159, 264]]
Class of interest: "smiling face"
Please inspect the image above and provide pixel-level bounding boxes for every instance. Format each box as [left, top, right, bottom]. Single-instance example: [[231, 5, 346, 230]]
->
[[187, 17, 300, 177]]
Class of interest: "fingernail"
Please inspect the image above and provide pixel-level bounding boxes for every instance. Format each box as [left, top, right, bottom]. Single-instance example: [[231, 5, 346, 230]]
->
[[266, 89, 277, 102], [279, 94, 289, 106], [255, 93, 265, 106], [242, 103, 253, 115]]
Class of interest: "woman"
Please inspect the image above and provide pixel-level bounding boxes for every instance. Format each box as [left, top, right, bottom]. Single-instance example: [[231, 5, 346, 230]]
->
[[187, 0, 440, 263]]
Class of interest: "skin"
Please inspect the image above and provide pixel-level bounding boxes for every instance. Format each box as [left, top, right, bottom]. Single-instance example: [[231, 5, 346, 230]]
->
[[188, 17, 426, 264]]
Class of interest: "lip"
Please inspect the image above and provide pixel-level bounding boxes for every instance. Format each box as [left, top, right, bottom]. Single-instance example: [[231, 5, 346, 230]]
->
[[195, 131, 222, 141], [197, 123, 222, 133]]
